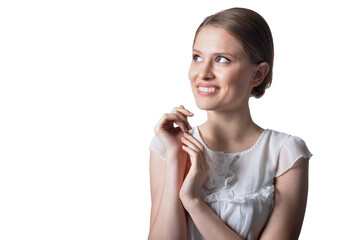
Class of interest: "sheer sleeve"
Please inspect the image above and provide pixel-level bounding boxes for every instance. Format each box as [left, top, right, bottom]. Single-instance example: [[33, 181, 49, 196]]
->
[[149, 134, 166, 160], [275, 135, 312, 177]]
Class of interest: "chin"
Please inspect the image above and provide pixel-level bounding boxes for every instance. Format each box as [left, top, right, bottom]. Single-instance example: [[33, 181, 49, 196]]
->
[[194, 99, 218, 111]]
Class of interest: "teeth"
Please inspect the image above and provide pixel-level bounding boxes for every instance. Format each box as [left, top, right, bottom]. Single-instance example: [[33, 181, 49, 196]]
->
[[199, 86, 216, 92]]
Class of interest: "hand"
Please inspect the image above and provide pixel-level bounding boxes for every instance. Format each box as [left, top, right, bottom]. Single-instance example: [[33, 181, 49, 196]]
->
[[154, 105, 194, 155], [179, 132, 210, 207]]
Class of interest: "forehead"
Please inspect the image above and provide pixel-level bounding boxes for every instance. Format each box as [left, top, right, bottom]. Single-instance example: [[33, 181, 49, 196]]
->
[[193, 25, 245, 55]]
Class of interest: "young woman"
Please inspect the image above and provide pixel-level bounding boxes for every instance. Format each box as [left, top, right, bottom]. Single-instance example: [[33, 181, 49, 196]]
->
[[148, 7, 312, 240]]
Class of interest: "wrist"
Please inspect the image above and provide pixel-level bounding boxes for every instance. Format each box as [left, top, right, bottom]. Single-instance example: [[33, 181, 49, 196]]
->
[[166, 148, 186, 157], [166, 150, 187, 166], [181, 196, 203, 211], [165, 151, 187, 183]]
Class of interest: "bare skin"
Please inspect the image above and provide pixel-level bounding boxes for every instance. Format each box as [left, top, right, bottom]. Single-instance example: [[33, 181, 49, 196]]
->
[[148, 105, 192, 240], [148, 25, 309, 240]]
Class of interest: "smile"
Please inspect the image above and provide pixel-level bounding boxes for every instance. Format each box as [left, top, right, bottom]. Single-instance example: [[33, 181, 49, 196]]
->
[[199, 86, 216, 92], [197, 86, 220, 96]]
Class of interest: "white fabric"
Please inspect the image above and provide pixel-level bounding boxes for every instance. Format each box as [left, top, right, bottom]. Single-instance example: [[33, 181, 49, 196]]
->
[[149, 126, 312, 240]]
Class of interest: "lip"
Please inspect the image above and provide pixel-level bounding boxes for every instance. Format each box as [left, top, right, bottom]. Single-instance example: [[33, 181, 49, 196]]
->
[[196, 82, 220, 88], [197, 88, 219, 96], [196, 82, 220, 96]]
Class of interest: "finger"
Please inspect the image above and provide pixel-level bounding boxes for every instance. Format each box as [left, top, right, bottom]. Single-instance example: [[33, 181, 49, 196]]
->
[[171, 111, 188, 124], [181, 135, 201, 152], [168, 113, 189, 133], [181, 138, 205, 171], [171, 106, 194, 117], [170, 112, 190, 132], [181, 137, 204, 169], [184, 155, 192, 176], [182, 133, 208, 170], [178, 105, 194, 116], [172, 109, 194, 130], [183, 132, 204, 151], [181, 145, 199, 167], [171, 109, 192, 130], [157, 113, 189, 133], [182, 147, 207, 178]]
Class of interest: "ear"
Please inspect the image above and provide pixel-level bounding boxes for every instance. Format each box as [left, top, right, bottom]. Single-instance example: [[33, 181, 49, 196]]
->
[[250, 62, 270, 87]]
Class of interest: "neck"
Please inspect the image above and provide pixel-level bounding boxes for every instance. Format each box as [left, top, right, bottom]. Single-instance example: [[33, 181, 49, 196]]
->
[[201, 102, 262, 143]]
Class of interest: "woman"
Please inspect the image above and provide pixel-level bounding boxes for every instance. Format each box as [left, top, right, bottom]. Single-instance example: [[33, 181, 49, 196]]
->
[[148, 7, 312, 240]]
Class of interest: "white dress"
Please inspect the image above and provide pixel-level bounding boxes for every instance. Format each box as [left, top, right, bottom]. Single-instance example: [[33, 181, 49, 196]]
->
[[149, 126, 312, 240]]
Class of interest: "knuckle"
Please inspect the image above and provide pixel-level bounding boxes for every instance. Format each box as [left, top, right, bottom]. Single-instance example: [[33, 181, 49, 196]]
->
[[164, 113, 175, 120], [175, 112, 185, 119], [189, 149, 196, 156]]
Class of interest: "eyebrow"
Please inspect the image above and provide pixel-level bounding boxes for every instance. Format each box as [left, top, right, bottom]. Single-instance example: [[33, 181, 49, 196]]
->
[[192, 48, 237, 59]]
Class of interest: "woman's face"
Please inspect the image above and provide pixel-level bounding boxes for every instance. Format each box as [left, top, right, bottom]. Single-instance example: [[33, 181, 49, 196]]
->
[[188, 25, 258, 112]]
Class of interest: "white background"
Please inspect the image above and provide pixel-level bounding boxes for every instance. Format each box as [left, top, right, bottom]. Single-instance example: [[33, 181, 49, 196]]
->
[[1, 0, 359, 239]]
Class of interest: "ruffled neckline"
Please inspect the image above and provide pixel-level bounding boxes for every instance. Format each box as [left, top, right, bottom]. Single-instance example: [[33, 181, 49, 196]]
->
[[194, 126, 269, 156]]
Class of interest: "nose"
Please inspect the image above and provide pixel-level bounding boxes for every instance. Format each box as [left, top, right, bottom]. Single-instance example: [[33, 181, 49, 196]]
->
[[199, 61, 215, 80]]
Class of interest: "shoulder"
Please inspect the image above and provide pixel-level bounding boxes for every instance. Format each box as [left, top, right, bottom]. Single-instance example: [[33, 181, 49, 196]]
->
[[266, 129, 312, 178], [265, 129, 310, 151], [270, 129, 312, 158], [149, 134, 166, 160], [266, 129, 291, 142], [262, 129, 292, 154]]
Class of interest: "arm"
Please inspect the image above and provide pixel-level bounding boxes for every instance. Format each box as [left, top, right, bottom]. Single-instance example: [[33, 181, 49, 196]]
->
[[260, 157, 309, 240], [148, 150, 188, 240], [180, 132, 244, 240], [183, 199, 244, 240], [148, 105, 194, 240]]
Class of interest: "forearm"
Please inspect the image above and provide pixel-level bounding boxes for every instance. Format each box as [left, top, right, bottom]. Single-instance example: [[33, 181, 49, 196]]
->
[[148, 153, 187, 240], [184, 199, 244, 240]]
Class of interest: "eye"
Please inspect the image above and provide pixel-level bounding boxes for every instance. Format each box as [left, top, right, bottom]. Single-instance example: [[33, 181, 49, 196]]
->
[[193, 54, 203, 62], [216, 56, 231, 63]]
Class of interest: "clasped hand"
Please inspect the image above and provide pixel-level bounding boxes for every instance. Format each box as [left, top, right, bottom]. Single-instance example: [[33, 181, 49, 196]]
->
[[154, 105, 210, 208], [179, 132, 210, 208]]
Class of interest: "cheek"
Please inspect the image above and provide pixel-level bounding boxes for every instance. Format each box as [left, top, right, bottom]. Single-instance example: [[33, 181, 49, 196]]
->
[[223, 68, 251, 86], [217, 71, 241, 87], [188, 64, 197, 81]]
